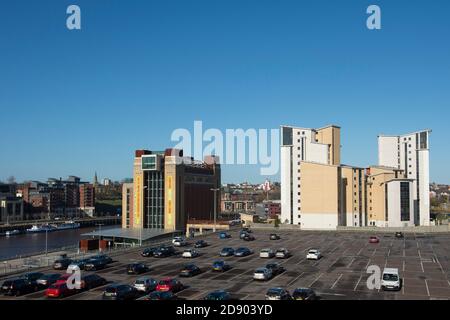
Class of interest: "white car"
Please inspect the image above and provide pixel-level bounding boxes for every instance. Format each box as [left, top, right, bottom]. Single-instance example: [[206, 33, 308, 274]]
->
[[182, 249, 199, 258], [259, 249, 275, 258], [381, 268, 401, 291], [306, 249, 322, 260], [172, 237, 187, 247], [253, 268, 273, 281], [275, 248, 291, 259]]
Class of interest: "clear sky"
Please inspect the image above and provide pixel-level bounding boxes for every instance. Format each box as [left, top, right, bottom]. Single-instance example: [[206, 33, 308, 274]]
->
[[0, 0, 449, 184]]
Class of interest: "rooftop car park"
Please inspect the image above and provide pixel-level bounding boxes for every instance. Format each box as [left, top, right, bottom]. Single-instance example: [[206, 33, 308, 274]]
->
[[1, 229, 450, 300]]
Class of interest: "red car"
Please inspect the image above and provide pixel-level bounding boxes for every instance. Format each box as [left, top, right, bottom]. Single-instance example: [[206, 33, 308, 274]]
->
[[155, 278, 184, 293], [369, 236, 380, 243], [55, 273, 72, 285], [45, 283, 75, 298]]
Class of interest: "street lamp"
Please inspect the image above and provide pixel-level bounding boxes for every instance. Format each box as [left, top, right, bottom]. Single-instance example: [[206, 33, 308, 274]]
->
[[210, 188, 220, 232], [96, 223, 104, 252]]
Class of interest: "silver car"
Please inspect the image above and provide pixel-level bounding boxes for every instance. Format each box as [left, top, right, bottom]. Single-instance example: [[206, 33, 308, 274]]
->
[[133, 277, 157, 293], [253, 268, 272, 281], [259, 249, 275, 258]]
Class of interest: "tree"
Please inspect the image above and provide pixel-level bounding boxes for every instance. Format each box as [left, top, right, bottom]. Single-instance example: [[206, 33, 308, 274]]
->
[[274, 216, 280, 228]]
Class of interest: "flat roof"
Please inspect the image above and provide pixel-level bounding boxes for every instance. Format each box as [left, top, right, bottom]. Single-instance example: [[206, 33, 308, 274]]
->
[[82, 227, 181, 241], [378, 129, 432, 137]]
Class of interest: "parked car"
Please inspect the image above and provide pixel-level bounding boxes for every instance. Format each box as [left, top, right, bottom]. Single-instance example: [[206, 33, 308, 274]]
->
[[173, 238, 187, 247], [55, 273, 72, 285], [84, 258, 108, 271], [369, 236, 380, 244], [270, 234, 281, 240], [275, 248, 291, 259], [306, 249, 322, 260], [260, 248, 275, 258], [1, 279, 37, 296], [239, 231, 248, 239], [219, 247, 235, 257], [395, 232, 404, 239], [253, 268, 273, 281], [182, 249, 199, 258], [154, 246, 176, 258], [234, 247, 253, 257], [36, 274, 61, 288], [219, 232, 231, 239], [381, 268, 401, 291], [45, 283, 75, 298], [127, 263, 149, 275], [292, 288, 317, 300], [180, 264, 202, 277], [242, 227, 252, 233], [141, 247, 158, 257], [155, 278, 184, 293], [133, 277, 157, 293], [204, 290, 232, 300], [212, 260, 231, 272], [266, 262, 285, 276], [79, 274, 107, 290], [265, 288, 292, 300], [102, 284, 139, 300], [143, 291, 177, 300], [91, 254, 113, 264], [243, 234, 255, 241], [53, 258, 73, 270], [67, 259, 89, 271], [194, 240, 208, 248], [20, 272, 44, 285]]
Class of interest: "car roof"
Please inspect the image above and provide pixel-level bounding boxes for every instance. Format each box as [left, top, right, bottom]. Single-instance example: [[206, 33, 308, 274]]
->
[[383, 268, 399, 274]]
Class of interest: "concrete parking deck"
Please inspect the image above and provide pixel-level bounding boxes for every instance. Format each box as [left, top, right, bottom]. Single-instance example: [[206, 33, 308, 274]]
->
[[1, 229, 450, 300]]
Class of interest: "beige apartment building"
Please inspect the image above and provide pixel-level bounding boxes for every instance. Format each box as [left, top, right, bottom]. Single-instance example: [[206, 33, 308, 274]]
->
[[281, 125, 428, 229]]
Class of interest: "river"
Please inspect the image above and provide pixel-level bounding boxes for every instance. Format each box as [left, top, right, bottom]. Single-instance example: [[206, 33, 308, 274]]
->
[[0, 226, 111, 260]]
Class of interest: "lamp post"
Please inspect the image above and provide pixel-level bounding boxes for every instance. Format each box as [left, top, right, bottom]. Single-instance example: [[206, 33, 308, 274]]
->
[[96, 223, 104, 252], [45, 228, 48, 256], [210, 188, 220, 232]]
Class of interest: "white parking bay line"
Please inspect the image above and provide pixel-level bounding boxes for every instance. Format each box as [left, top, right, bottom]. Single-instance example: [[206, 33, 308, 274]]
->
[[330, 274, 343, 289], [287, 272, 305, 286], [309, 273, 323, 287], [354, 274, 363, 291], [425, 279, 430, 297]]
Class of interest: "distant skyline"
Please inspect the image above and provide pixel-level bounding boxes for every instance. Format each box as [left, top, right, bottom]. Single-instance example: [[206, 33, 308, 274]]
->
[[1, 0, 449, 184]]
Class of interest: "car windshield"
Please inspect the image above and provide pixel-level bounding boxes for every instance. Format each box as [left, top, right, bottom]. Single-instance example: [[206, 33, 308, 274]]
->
[[267, 289, 282, 295], [383, 274, 399, 281], [159, 280, 171, 285], [308, 250, 317, 254], [255, 269, 266, 273]]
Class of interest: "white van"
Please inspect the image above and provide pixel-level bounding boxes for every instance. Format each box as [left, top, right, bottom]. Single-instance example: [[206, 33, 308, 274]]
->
[[381, 268, 401, 291]]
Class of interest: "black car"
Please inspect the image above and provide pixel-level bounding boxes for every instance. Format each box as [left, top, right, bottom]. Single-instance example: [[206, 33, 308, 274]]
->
[[20, 272, 44, 285], [265, 288, 292, 300], [68, 259, 90, 270], [154, 246, 176, 258], [270, 234, 281, 240], [84, 258, 108, 271], [53, 258, 73, 270], [395, 232, 404, 239], [243, 234, 255, 241], [234, 247, 253, 257], [127, 263, 149, 275], [239, 231, 249, 239], [91, 254, 113, 264], [36, 274, 61, 288], [180, 264, 202, 277], [194, 240, 208, 248], [102, 284, 139, 301], [1, 279, 37, 296], [266, 262, 285, 276], [204, 290, 232, 300], [80, 274, 107, 290], [141, 247, 158, 257], [292, 288, 317, 300], [144, 291, 177, 300]]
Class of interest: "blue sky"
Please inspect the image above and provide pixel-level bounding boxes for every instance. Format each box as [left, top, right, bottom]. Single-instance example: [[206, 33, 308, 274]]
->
[[0, 0, 449, 184]]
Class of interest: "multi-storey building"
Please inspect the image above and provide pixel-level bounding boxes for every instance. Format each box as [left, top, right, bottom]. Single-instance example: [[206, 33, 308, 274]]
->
[[122, 148, 221, 232], [280, 125, 431, 229], [378, 130, 431, 226]]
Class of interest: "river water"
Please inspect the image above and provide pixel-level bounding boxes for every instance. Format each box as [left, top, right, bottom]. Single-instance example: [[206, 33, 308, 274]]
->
[[0, 227, 103, 260]]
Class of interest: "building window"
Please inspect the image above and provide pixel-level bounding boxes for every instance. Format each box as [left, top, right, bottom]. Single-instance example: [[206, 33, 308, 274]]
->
[[400, 182, 411, 221]]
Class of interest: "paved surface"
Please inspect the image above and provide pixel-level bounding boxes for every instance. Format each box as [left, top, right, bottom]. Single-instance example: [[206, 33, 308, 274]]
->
[[1, 229, 450, 300]]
